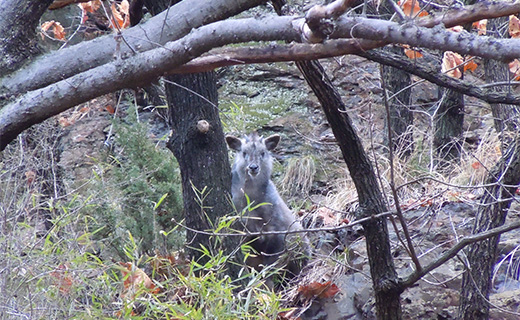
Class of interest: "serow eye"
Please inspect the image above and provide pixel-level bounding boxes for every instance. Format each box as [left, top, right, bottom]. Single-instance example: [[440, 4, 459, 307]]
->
[[242, 152, 246, 157], [261, 152, 265, 157]]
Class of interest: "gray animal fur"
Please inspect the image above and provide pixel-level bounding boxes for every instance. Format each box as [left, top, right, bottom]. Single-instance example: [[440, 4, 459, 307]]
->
[[226, 132, 310, 276]]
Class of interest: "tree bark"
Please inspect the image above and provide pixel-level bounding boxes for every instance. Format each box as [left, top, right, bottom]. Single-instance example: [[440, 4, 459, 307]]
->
[[484, 17, 520, 136], [297, 59, 402, 320], [458, 16, 520, 320], [145, 0, 242, 277], [458, 135, 520, 320], [3, 1, 520, 149], [0, 0, 54, 74], [164, 72, 237, 262], [0, 0, 267, 98], [434, 87, 464, 162], [380, 49, 414, 157], [373, 2, 413, 157]]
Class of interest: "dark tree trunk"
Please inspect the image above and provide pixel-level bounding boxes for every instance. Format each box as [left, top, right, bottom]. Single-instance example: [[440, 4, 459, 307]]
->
[[376, 2, 413, 157], [0, 0, 54, 74], [164, 72, 236, 261], [297, 60, 402, 320], [144, 0, 242, 278], [458, 135, 520, 320], [434, 88, 464, 162], [484, 17, 520, 137], [380, 47, 414, 157], [458, 16, 520, 320]]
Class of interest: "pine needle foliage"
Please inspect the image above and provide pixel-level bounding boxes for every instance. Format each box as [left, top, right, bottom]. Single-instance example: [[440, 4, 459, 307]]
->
[[86, 111, 183, 258]]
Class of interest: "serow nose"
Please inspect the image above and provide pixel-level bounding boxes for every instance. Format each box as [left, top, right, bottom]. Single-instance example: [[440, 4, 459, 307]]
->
[[248, 164, 259, 175]]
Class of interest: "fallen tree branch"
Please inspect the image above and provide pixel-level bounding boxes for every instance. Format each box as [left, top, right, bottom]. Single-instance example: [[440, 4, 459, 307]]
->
[[0, 0, 266, 99], [0, 16, 299, 150], [2, 0, 520, 100], [169, 42, 520, 106], [359, 49, 520, 105], [3, 4, 520, 148]]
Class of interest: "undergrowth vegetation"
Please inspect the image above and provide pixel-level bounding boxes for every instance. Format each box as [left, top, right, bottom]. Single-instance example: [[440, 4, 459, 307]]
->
[[85, 110, 184, 258], [0, 109, 286, 319], [0, 91, 514, 319]]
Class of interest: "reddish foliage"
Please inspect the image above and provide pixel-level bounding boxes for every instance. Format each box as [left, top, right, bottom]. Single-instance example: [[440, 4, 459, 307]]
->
[[298, 281, 340, 300]]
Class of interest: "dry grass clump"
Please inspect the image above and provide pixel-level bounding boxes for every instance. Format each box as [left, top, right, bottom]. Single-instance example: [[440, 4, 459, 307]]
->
[[280, 154, 316, 197], [451, 128, 502, 186]]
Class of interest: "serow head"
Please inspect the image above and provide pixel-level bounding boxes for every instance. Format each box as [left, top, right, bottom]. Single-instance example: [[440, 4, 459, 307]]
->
[[226, 132, 280, 178]]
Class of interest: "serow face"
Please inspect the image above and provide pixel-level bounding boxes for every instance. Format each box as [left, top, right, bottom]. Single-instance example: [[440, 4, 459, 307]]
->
[[226, 132, 281, 179]]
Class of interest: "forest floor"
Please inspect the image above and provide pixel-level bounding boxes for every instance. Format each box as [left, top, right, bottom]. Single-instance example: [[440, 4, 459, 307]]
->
[[219, 56, 520, 319], [2, 53, 520, 319]]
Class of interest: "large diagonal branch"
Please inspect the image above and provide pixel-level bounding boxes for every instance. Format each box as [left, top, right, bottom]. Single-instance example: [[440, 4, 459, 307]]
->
[[3, 8, 520, 149], [0, 16, 299, 150], [1, 0, 519, 99], [359, 49, 520, 105], [171, 43, 520, 105], [0, 0, 266, 100], [331, 16, 520, 62]]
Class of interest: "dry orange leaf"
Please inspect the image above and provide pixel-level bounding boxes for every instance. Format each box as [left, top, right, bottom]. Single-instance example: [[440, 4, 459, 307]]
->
[[441, 51, 464, 78], [471, 161, 482, 170], [78, 0, 101, 13], [58, 116, 74, 127], [510, 15, 520, 38], [404, 48, 423, 59], [449, 25, 464, 33], [78, 0, 102, 23], [399, 0, 429, 18], [420, 199, 434, 207], [105, 105, 116, 114], [119, 262, 159, 301], [110, 0, 130, 30], [40, 20, 66, 41], [50, 264, 74, 294], [463, 59, 478, 73], [79, 106, 90, 113], [298, 281, 340, 300], [473, 19, 487, 35], [509, 59, 520, 80]]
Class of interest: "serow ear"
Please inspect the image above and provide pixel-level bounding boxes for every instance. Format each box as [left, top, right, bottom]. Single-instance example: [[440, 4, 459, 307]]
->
[[225, 135, 242, 151], [264, 134, 280, 151]]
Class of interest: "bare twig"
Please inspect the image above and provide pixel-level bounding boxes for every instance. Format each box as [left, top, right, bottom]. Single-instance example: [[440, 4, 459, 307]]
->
[[380, 67, 422, 273], [400, 219, 520, 288], [171, 210, 396, 238]]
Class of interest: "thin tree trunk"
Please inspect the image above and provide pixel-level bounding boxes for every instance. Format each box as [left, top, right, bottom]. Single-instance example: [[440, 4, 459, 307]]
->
[[434, 87, 464, 162], [376, 2, 413, 157], [484, 17, 520, 138], [145, 0, 242, 278], [458, 135, 520, 320], [380, 48, 414, 157], [297, 59, 402, 320], [458, 16, 520, 320]]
